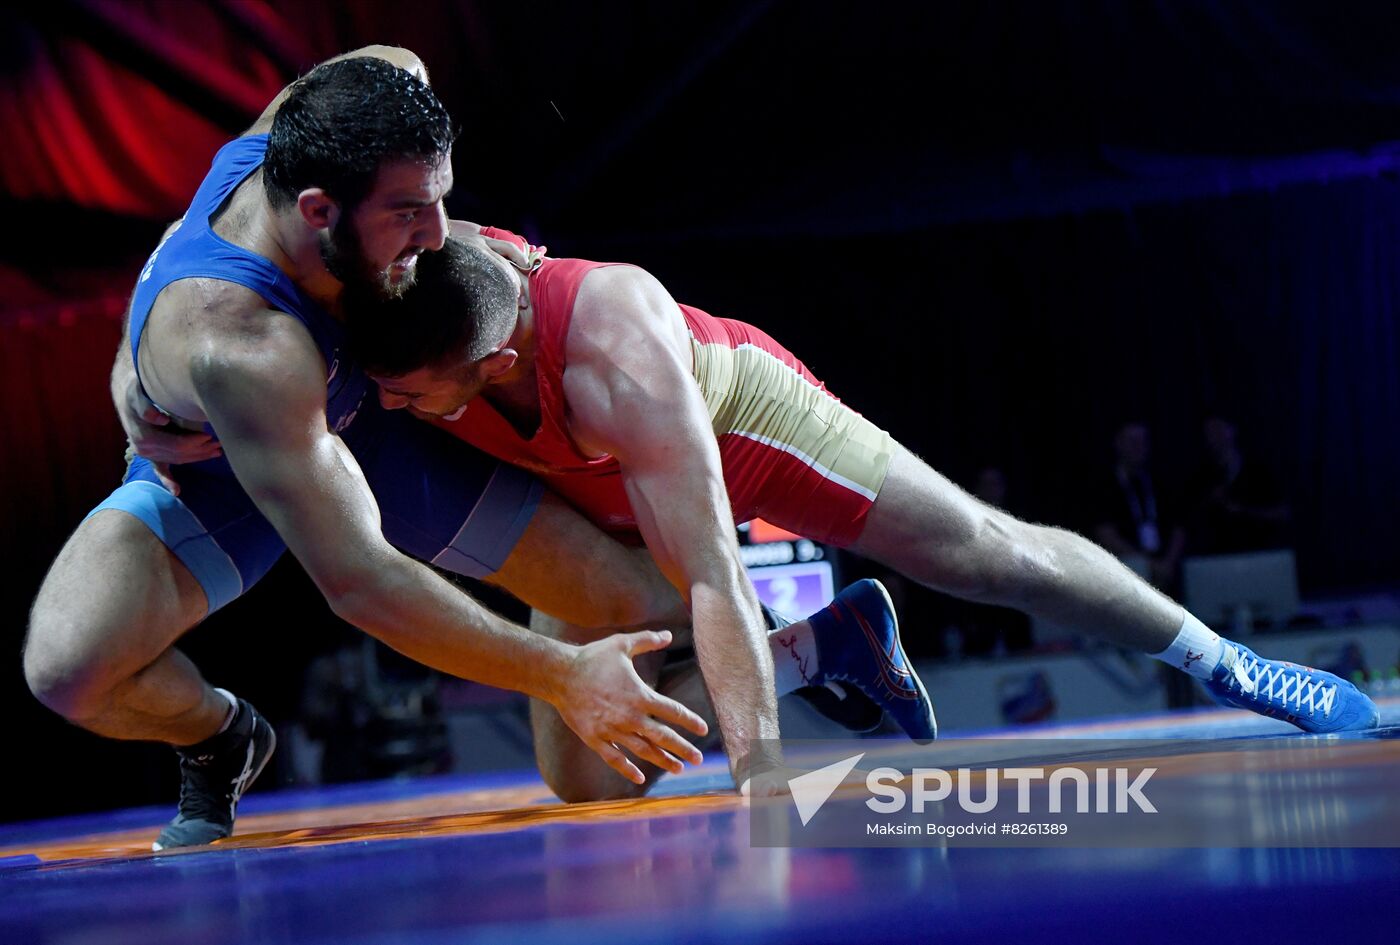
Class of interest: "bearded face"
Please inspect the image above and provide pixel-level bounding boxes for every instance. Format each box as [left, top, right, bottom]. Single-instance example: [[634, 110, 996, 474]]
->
[[320, 212, 417, 301], [318, 154, 449, 300]]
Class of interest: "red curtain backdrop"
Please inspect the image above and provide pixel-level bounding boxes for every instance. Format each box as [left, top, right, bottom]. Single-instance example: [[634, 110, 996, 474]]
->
[[0, 1, 320, 217]]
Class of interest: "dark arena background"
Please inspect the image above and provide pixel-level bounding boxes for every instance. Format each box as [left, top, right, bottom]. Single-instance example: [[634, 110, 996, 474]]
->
[[2, 2, 1399, 943]]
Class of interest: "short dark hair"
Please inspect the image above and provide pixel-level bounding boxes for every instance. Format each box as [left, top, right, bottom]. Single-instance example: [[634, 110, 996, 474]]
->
[[264, 57, 455, 211], [343, 237, 518, 377]]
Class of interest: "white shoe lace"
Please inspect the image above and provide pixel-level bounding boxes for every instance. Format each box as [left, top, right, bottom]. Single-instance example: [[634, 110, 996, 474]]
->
[[1229, 648, 1337, 718]]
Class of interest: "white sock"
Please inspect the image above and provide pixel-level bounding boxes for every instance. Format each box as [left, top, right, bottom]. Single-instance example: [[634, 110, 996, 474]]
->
[[213, 687, 239, 733], [770, 620, 820, 695], [1150, 611, 1224, 679]]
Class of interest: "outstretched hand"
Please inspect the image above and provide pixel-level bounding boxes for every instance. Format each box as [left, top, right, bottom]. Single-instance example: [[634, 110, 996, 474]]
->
[[555, 629, 710, 785]]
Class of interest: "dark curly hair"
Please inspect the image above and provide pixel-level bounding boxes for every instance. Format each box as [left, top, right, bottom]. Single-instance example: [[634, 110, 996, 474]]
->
[[264, 57, 455, 211]]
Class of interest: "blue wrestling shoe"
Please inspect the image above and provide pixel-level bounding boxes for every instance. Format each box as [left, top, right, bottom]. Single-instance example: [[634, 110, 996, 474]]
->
[[800, 579, 938, 742], [1203, 643, 1380, 733], [153, 697, 277, 850]]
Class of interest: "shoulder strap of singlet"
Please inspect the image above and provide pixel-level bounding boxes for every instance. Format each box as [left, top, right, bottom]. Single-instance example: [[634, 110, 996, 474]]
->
[[127, 135, 338, 389], [528, 256, 632, 428]]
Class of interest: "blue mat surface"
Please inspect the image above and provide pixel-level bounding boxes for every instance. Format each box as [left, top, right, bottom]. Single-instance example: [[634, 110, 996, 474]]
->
[[3, 702, 1397, 945]]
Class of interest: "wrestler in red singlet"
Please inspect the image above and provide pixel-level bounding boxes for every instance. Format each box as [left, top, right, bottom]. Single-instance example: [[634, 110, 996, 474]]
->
[[431, 229, 895, 547]]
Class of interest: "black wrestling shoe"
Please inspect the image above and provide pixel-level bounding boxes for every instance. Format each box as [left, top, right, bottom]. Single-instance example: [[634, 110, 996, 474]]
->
[[153, 698, 277, 851], [793, 678, 886, 733]]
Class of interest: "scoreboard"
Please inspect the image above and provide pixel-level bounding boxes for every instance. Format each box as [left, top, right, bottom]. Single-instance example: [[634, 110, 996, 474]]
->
[[738, 519, 838, 620]]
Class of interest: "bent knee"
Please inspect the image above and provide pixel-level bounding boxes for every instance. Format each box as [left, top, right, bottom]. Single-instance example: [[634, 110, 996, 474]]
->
[[23, 646, 99, 721], [536, 741, 651, 803], [531, 705, 654, 803], [542, 764, 650, 804], [24, 611, 118, 721]]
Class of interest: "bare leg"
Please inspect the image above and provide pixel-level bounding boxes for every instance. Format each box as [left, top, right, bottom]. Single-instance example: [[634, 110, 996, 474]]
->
[[24, 510, 231, 746], [529, 608, 668, 802], [849, 444, 1182, 652], [490, 492, 689, 630], [528, 609, 724, 803], [493, 492, 708, 798]]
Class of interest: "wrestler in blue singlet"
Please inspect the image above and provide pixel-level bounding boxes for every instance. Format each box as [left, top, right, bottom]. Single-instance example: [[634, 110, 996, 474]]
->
[[89, 134, 541, 614]]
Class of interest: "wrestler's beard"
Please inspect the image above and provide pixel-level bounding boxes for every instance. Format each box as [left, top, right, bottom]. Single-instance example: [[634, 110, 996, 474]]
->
[[320, 217, 415, 301]]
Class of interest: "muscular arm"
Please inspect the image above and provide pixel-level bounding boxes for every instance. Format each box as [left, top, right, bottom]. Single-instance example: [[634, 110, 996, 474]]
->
[[194, 319, 568, 689], [190, 314, 705, 780], [564, 267, 781, 788]]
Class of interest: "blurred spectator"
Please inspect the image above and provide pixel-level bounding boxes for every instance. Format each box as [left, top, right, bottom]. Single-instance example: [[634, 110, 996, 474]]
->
[[1186, 416, 1291, 553], [302, 641, 451, 783], [1092, 422, 1186, 591]]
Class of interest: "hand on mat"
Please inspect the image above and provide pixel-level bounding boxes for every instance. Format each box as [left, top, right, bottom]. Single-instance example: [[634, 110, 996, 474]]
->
[[741, 763, 866, 800], [735, 741, 790, 798], [117, 372, 221, 494], [557, 630, 709, 785]]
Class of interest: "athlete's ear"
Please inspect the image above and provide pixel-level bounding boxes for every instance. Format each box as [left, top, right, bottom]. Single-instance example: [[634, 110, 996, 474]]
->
[[478, 347, 518, 382], [296, 189, 339, 232]]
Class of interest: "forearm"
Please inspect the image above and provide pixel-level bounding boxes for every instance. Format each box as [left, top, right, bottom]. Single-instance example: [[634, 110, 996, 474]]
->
[[206, 348, 572, 704], [328, 551, 574, 706], [686, 562, 781, 780]]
